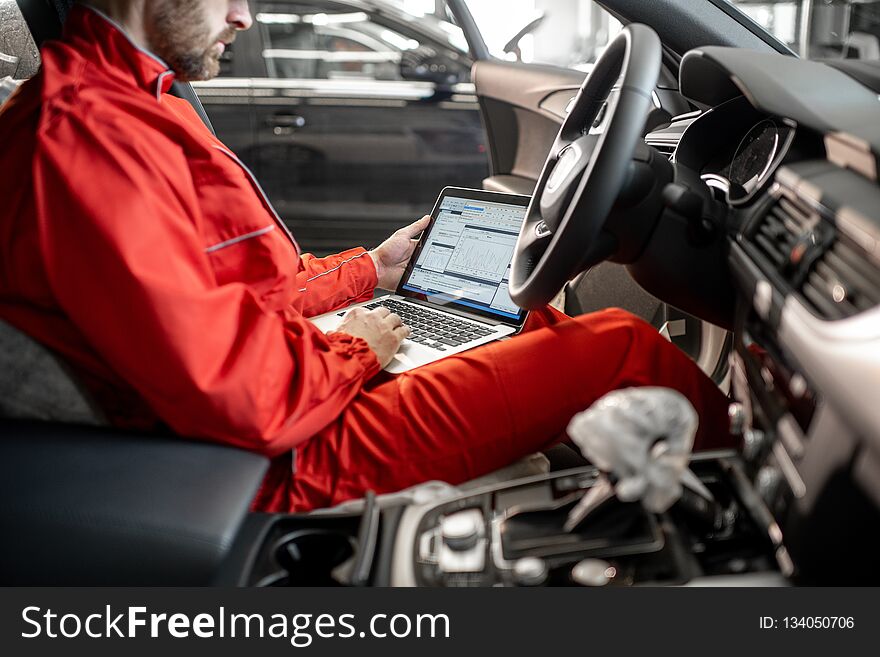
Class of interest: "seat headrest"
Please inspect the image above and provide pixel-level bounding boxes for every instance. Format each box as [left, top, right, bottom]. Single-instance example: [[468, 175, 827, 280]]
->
[[0, 0, 40, 79]]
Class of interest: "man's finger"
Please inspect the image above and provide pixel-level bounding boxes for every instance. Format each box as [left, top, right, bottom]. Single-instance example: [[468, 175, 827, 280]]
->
[[371, 306, 391, 318], [384, 312, 404, 329], [397, 215, 430, 239], [392, 325, 411, 341]]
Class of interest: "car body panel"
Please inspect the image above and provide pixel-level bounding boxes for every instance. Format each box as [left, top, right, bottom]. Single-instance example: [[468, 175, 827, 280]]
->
[[193, 0, 489, 255]]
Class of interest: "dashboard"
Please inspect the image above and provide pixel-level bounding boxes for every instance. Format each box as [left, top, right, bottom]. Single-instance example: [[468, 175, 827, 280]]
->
[[661, 96, 804, 207], [642, 47, 880, 583]]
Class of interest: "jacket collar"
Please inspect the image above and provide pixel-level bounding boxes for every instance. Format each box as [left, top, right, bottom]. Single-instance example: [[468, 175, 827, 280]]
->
[[63, 4, 176, 100]]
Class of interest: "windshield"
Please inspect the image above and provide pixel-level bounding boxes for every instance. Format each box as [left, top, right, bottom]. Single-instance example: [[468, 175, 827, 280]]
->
[[391, 0, 471, 54], [725, 0, 880, 59]]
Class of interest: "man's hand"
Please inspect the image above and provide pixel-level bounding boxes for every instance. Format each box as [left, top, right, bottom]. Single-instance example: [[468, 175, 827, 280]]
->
[[369, 216, 431, 290], [336, 306, 410, 369]]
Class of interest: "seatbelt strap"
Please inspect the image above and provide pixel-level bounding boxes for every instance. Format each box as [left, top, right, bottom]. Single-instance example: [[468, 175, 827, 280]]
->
[[14, 0, 63, 48]]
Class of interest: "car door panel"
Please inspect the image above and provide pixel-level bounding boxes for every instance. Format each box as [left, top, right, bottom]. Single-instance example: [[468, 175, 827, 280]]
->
[[239, 0, 488, 256], [472, 59, 584, 192], [250, 80, 486, 253]]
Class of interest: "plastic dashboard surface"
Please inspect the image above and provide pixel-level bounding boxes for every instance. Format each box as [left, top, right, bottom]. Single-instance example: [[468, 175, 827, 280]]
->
[[666, 45, 880, 582], [680, 46, 880, 156]]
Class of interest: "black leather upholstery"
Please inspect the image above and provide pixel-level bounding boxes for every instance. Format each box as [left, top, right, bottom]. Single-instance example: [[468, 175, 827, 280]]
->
[[0, 420, 268, 584]]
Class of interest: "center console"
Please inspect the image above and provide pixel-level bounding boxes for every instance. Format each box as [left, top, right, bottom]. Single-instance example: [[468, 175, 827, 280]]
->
[[389, 453, 785, 586], [221, 452, 791, 587]]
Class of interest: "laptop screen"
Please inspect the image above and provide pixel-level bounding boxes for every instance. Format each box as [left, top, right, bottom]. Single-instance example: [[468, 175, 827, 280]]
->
[[400, 193, 528, 323]]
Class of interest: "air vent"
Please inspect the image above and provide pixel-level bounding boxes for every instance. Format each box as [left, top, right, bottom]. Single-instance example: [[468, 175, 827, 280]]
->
[[801, 234, 880, 320], [751, 191, 880, 320], [751, 195, 816, 279], [645, 140, 676, 160]]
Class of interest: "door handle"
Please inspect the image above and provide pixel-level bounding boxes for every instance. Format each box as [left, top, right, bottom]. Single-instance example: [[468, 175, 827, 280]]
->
[[266, 114, 306, 135]]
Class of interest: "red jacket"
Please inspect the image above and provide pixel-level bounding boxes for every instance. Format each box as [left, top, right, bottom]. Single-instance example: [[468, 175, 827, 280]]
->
[[0, 6, 382, 456]]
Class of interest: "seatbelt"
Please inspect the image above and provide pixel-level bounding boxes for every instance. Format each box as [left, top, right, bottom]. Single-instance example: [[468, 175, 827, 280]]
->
[[170, 80, 216, 136], [13, 0, 62, 48]]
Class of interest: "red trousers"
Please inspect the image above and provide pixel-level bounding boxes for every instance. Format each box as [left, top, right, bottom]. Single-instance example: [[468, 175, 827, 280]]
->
[[252, 307, 732, 513]]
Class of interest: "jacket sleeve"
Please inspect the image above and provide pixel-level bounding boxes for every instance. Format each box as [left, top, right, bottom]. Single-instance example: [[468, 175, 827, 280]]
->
[[33, 107, 380, 457], [297, 249, 378, 317]]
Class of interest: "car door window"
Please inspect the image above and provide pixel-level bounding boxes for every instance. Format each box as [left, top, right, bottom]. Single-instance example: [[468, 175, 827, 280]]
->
[[462, 0, 622, 71], [256, 2, 468, 82]]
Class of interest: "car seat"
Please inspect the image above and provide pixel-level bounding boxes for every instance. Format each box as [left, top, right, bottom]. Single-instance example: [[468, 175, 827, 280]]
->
[[0, 0, 552, 584], [0, 0, 270, 585]]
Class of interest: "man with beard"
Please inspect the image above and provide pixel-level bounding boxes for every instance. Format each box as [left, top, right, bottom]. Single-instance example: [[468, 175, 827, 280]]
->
[[0, 1, 732, 512]]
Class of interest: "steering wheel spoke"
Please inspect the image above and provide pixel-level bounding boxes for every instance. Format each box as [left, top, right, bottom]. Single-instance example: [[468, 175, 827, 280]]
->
[[540, 134, 600, 231], [520, 217, 553, 253]]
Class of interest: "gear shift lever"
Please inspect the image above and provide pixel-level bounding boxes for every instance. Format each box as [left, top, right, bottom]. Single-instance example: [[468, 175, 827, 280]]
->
[[564, 387, 715, 532]]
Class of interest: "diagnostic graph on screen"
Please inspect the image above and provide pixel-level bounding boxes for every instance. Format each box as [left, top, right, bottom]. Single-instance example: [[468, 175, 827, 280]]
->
[[445, 227, 517, 283], [403, 195, 528, 320], [419, 244, 454, 272]]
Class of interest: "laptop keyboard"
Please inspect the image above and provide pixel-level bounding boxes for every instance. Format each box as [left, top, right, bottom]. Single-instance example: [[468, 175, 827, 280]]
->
[[342, 299, 495, 351]]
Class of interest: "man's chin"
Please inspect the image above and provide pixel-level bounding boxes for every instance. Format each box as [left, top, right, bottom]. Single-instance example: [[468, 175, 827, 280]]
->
[[172, 56, 221, 82]]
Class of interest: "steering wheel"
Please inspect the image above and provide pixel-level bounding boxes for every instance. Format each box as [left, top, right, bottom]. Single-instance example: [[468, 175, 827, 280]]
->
[[508, 24, 662, 309]]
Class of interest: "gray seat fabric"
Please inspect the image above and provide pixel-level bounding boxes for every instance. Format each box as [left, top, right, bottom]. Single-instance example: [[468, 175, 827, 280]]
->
[[0, 0, 40, 79], [1, 4, 104, 426], [0, 320, 106, 425]]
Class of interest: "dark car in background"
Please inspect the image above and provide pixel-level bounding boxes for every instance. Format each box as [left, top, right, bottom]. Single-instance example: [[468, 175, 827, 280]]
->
[[194, 0, 488, 255]]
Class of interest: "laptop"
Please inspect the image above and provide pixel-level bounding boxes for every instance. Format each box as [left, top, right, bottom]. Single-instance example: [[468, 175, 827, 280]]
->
[[310, 187, 531, 373]]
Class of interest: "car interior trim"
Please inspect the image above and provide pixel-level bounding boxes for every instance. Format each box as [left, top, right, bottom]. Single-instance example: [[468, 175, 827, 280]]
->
[[824, 132, 879, 183], [779, 296, 880, 449]]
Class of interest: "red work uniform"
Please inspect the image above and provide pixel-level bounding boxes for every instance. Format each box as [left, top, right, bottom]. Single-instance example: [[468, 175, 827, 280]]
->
[[0, 6, 731, 512]]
